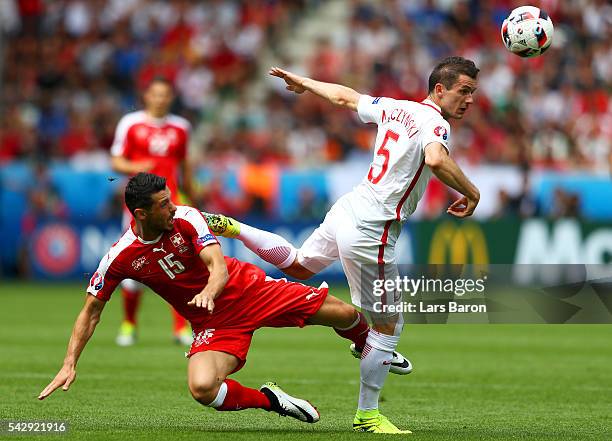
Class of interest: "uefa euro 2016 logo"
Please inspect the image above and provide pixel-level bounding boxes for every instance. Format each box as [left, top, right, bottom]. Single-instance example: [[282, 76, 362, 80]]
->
[[433, 126, 448, 141]]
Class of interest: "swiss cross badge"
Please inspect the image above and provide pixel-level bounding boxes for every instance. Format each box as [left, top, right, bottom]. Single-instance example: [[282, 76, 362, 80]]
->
[[170, 233, 185, 248]]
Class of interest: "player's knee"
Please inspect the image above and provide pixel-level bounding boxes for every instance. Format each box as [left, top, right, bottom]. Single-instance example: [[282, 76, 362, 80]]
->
[[283, 260, 315, 280], [189, 376, 222, 405]]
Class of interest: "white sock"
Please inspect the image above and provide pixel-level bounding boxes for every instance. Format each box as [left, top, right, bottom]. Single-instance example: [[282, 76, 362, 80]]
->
[[207, 381, 228, 408], [238, 223, 297, 269], [358, 330, 400, 411]]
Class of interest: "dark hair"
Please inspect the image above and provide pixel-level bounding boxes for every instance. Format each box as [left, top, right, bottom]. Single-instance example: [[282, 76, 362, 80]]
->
[[428, 56, 479, 93], [146, 76, 174, 91], [125, 173, 167, 214]]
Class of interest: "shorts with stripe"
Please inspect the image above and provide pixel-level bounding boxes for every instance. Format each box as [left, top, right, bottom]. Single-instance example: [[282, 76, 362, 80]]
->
[[297, 196, 401, 314]]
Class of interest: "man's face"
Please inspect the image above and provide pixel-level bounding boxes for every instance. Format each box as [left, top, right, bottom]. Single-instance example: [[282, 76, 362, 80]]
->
[[437, 74, 478, 120], [139, 187, 176, 233], [143, 82, 173, 117]]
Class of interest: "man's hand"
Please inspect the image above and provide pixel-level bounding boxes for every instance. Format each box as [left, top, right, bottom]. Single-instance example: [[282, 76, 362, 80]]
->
[[134, 159, 155, 173], [447, 194, 479, 218], [188, 291, 215, 313], [269, 67, 306, 94], [38, 365, 76, 400]]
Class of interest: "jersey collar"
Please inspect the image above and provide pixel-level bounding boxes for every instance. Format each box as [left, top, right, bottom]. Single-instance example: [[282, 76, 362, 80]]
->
[[420, 98, 442, 115], [130, 222, 164, 244], [144, 111, 168, 126]]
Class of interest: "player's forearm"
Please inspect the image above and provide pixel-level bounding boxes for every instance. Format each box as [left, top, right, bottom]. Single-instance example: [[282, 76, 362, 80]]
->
[[429, 155, 479, 200], [111, 156, 145, 175], [62, 303, 102, 367], [111, 156, 135, 174], [203, 264, 229, 301], [302, 78, 360, 111]]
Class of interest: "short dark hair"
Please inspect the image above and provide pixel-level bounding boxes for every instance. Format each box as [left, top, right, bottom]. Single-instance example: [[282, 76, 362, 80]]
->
[[125, 173, 167, 214], [428, 56, 479, 93], [146, 76, 174, 91]]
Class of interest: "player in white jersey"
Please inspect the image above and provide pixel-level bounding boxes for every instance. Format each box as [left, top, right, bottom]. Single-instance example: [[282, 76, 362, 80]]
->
[[204, 56, 481, 434]]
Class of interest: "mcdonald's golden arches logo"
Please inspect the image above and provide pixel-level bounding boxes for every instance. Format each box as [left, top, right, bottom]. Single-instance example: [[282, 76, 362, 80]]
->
[[429, 221, 489, 265]]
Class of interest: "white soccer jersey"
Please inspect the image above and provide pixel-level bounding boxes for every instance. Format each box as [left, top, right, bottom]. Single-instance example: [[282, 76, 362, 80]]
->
[[349, 95, 451, 224]]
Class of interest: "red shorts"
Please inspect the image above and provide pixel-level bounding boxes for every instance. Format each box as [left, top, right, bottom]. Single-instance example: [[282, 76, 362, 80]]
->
[[187, 277, 328, 373]]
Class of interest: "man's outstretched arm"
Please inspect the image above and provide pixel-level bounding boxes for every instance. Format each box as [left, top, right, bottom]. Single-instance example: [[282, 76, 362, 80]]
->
[[38, 294, 106, 400], [270, 67, 360, 111], [425, 142, 480, 218]]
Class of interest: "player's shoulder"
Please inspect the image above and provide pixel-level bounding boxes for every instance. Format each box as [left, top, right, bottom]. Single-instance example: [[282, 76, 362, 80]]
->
[[174, 205, 207, 226], [166, 114, 191, 132], [117, 110, 148, 128], [98, 227, 139, 270]]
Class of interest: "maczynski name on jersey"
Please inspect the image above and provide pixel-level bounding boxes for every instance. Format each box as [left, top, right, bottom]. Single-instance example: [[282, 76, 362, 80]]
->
[[381, 108, 419, 138]]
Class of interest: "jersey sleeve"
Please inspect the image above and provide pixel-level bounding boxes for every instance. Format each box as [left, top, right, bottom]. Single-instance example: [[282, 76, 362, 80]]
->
[[110, 115, 132, 157], [86, 254, 124, 301], [420, 117, 451, 153], [357, 95, 395, 125], [178, 207, 219, 254]]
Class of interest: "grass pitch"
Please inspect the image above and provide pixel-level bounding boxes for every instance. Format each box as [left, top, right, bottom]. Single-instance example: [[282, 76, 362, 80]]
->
[[1, 282, 611, 440]]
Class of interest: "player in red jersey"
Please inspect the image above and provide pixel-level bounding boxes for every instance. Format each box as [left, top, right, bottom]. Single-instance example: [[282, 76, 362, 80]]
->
[[110, 77, 196, 346], [38, 173, 396, 425]]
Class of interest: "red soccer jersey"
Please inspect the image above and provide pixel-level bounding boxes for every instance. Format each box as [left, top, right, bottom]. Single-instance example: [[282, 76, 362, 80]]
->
[[87, 206, 264, 327], [110, 111, 191, 201]]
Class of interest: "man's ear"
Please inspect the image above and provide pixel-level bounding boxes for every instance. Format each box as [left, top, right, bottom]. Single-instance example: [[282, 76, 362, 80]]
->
[[133, 208, 147, 221], [435, 83, 445, 99]]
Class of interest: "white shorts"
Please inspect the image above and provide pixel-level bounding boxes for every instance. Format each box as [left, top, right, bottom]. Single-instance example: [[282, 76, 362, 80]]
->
[[297, 198, 401, 313]]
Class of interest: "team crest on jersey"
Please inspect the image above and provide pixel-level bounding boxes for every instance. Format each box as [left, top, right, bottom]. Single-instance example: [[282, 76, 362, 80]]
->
[[193, 329, 215, 347], [171, 233, 185, 248], [434, 126, 448, 140], [132, 256, 147, 271], [90, 271, 104, 291]]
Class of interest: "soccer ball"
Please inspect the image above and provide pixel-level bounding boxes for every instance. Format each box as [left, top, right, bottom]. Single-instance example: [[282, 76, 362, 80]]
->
[[501, 6, 554, 58]]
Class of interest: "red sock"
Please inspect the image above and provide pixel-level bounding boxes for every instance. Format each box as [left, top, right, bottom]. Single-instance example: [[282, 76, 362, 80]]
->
[[122, 287, 142, 325], [217, 379, 271, 411], [171, 307, 187, 334], [334, 311, 369, 350]]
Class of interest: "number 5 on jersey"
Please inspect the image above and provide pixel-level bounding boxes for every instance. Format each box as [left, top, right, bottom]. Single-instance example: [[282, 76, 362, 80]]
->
[[158, 253, 185, 279], [368, 129, 399, 184]]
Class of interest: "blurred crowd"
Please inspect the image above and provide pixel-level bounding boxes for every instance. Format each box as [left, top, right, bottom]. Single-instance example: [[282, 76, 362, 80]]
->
[[1, 0, 611, 221]]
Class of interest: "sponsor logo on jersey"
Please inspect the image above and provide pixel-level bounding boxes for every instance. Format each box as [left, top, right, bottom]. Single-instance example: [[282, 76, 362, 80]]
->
[[171, 233, 185, 248], [193, 329, 215, 347], [90, 271, 104, 291], [196, 234, 216, 246], [372, 97, 382, 104], [434, 125, 448, 140], [153, 245, 166, 253], [132, 256, 147, 270]]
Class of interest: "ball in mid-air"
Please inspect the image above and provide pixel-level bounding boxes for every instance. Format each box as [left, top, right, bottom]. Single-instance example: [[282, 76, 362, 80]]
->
[[501, 6, 554, 58]]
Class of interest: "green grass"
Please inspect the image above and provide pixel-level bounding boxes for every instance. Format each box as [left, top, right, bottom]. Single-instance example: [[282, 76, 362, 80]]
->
[[1, 282, 611, 440]]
